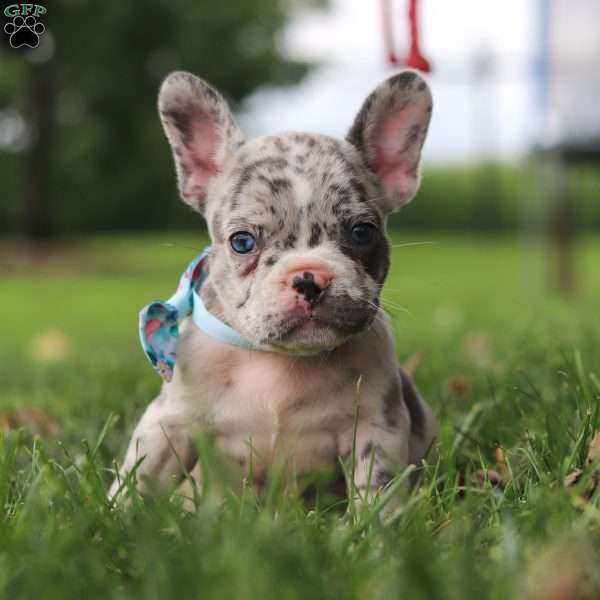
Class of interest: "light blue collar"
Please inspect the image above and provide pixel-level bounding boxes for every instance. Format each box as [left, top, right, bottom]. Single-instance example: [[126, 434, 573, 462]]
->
[[139, 247, 257, 381], [191, 287, 255, 351]]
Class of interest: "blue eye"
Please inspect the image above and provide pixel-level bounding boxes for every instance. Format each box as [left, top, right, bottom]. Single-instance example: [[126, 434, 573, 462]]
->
[[351, 223, 375, 245], [230, 231, 256, 254]]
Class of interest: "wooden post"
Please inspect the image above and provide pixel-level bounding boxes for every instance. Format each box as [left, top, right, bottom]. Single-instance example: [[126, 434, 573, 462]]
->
[[22, 59, 56, 241]]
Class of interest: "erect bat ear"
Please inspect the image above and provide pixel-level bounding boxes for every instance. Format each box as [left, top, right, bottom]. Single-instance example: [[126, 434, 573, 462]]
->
[[347, 71, 433, 214], [158, 71, 245, 214]]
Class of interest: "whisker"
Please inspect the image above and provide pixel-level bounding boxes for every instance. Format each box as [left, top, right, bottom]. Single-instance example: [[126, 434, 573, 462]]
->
[[160, 242, 204, 252], [364, 306, 388, 341], [380, 296, 408, 308], [377, 295, 412, 315], [390, 241, 435, 249], [379, 301, 412, 316], [364, 300, 394, 327], [351, 282, 412, 316]]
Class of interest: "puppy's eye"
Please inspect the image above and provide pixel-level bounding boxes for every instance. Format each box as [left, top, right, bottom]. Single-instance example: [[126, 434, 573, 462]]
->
[[230, 231, 256, 254], [351, 223, 375, 246]]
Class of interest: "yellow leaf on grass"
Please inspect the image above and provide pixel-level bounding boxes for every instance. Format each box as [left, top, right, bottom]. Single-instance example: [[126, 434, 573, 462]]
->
[[564, 431, 600, 500], [0, 408, 60, 437], [586, 431, 600, 465], [29, 329, 71, 364]]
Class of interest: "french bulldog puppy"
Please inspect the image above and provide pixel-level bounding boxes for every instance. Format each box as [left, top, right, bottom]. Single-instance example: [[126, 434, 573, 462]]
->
[[110, 70, 436, 503]]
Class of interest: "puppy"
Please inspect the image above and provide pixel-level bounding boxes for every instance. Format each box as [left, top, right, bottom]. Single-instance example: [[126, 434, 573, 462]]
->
[[110, 70, 436, 503]]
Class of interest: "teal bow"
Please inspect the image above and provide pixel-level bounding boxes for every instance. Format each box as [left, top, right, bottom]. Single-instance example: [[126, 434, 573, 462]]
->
[[139, 247, 256, 381]]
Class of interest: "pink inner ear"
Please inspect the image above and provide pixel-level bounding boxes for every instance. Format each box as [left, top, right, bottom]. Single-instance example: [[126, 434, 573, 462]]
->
[[180, 112, 220, 198], [371, 97, 428, 201]]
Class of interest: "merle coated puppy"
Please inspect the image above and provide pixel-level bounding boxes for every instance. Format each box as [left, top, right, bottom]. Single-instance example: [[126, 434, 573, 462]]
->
[[110, 70, 436, 504]]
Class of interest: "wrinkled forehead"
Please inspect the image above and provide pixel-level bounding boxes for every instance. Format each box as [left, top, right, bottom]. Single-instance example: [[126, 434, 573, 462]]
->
[[207, 133, 383, 237]]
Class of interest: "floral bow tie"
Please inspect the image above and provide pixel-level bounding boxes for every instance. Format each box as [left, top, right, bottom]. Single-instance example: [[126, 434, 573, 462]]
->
[[139, 247, 255, 382]]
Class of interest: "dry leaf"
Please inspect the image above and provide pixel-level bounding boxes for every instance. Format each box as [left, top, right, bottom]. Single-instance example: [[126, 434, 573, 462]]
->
[[402, 351, 424, 377], [495, 445, 505, 466], [586, 431, 600, 465], [472, 468, 504, 489], [462, 333, 502, 370], [0, 408, 60, 437], [495, 445, 507, 476], [28, 329, 71, 364], [565, 431, 600, 500], [565, 471, 598, 500], [564, 469, 583, 488], [447, 375, 472, 399]]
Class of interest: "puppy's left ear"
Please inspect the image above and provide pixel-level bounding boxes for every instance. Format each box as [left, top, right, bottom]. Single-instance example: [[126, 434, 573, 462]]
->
[[158, 71, 245, 214], [347, 71, 432, 213]]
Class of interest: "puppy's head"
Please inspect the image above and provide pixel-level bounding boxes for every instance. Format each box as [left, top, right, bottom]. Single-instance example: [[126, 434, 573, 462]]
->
[[159, 71, 432, 353]]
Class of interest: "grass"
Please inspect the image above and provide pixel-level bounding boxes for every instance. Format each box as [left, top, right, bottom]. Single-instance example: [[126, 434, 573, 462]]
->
[[1, 230, 600, 599]]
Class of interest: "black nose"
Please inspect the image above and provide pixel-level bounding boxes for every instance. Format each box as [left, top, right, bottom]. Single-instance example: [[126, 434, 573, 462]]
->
[[292, 271, 323, 305]]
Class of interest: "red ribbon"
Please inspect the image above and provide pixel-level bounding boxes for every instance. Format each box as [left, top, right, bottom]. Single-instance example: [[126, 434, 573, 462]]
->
[[381, 0, 432, 72]]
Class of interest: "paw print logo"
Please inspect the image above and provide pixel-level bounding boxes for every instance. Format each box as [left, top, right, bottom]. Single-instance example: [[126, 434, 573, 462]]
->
[[4, 15, 45, 49]]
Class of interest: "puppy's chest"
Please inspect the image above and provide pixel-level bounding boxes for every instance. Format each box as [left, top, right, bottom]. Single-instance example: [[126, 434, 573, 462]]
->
[[216, 370, 355, 469], [173, 324, 388, 472], [178, 359, 348, 466], [196, 353, 361, 437]]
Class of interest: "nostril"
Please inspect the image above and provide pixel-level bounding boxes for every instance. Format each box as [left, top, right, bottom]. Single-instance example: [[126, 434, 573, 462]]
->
[[292, 271, 323, 304]]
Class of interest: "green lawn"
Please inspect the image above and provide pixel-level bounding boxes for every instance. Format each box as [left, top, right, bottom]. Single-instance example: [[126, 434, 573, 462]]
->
[[1, 231, 600, 599]]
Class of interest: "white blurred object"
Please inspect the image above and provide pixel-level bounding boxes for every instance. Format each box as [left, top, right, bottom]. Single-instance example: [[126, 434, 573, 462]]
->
[[240, 0, 536, 164], [543, 0, 600, 149]]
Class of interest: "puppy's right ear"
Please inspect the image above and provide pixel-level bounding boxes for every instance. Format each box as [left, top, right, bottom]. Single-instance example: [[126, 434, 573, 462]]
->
[[158, 72, 244, 213]]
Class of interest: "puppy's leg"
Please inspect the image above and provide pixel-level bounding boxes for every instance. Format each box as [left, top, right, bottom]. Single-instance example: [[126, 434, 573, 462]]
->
[[398, 367, 437, 467], [175, 462, 203, 511], [343, 420, 410, 504], [109, 394, 197, 499], [341, 369, 435, 507]]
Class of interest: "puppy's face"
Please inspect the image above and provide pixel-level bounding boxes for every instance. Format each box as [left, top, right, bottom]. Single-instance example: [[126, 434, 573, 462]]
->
[[159, 71, 432, 353], [202, 134, 386, 352]]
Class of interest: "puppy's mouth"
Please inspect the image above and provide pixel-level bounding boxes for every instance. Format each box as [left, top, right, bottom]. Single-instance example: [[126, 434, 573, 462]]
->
[[262, 295, 377, 353]]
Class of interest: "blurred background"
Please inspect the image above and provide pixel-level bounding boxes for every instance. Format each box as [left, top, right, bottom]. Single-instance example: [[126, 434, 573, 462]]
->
[[1, 0, 599, 239], [0, 0, 599, 443], [2, 7, 600, 596]]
